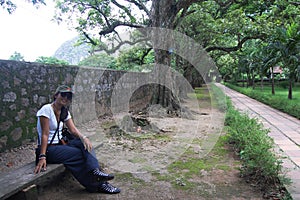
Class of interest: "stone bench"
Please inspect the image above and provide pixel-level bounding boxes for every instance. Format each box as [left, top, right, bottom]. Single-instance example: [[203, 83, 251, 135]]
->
[[0, 136, 103, 200]]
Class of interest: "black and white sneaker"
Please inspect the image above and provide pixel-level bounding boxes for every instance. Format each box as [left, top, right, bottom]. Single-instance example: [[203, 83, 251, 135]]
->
[[98, 182, 121, 194], [91, 168, 114, 182]]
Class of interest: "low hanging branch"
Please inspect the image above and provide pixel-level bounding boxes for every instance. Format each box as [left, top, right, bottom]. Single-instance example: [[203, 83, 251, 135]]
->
[[83, 31, 97, 46], [125, 0, 151, 17], [99, 21, 144, 35], [290, 2, 300, 6], [94, 38, 151, 54], [205, 34, 266, 53], [140, 48, 153, 64]]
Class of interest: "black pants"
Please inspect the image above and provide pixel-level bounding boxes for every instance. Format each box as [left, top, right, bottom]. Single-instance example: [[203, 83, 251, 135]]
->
[[46, 138, 101, 191]]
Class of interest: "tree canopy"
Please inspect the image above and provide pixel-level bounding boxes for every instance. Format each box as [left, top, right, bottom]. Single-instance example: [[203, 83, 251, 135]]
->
[[53, 0, 300, 99], [2, 0, 300, 99], [1, 0, 45, 13], [78, 52, 116, 68], [35, 56, 69, 65]]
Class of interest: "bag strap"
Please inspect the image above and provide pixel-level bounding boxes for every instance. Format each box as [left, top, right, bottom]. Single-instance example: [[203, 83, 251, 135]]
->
[[40, 106, 68, 145], [49, 121, 60, 145], [49, 106, 68, 145], [37, 120, 60, 146]]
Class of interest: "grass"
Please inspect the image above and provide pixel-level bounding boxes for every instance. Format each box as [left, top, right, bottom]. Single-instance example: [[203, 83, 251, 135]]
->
[[190, 86, 212, 109], [191, 84, 227, 111], [156, 135, 232, 191], [225, 82, 300, 119]]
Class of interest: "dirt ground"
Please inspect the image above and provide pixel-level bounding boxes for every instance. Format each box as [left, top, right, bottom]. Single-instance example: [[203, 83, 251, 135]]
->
[[0, 89, 266, 200]]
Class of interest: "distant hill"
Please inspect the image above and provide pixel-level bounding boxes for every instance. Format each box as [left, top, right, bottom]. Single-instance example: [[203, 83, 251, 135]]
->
[[53, 37, 90, 65]]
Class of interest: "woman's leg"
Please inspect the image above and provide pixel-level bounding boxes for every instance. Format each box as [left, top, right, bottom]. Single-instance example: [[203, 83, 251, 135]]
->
[[67, 138, 99, 171], [46, 141, 117, 192], [67, 139, 114, 181], [46, 144, 98, 189]]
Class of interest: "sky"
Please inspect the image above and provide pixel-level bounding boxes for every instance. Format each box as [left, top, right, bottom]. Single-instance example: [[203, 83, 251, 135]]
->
[[0, 1, 78, 61]]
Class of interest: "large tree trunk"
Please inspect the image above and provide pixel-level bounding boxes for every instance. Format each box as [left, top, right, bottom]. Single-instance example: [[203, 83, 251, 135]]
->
[[183, 64, 203, 88], [150, 0, 181, 111]]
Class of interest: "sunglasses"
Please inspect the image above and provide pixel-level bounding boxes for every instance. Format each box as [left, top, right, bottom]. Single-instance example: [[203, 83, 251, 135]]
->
[[60, 92, 72, 100]]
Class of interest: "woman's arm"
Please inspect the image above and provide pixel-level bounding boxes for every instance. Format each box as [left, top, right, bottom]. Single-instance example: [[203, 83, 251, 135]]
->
[[34, 116, 49, 174], [65, 118, 92, 152]]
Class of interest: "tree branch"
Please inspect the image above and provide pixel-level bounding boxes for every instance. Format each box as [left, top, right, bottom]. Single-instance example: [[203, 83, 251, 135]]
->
[[215, 0, 236, 8], [82, 31, 97, 46], [94, 37, 150, 54], [205, 34, 266, 53], [171, 0, 205, 29], [141, 48, 153, 64], [125, 0, 151, 17], [173, 8, 196, 29], [99, 21, 144, 35], [111, 0, 136, 20], [290, 2, 300, 6], [215, 0, 236, 18], [79, 2, 111, 26], [176, 0, 204, 12]]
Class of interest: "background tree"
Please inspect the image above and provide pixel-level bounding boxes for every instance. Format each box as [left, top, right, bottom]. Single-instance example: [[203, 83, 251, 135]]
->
[[214, 54, 237, 82], [9, 51, 24, 61], [263, 42, 282, 95], [266, 22, 300, 99], [116, 46, 154, 72], [1, 0, 45, 13], [183, 0, 300, 99], [35, 56, 69, 65], [78, 52, 117, 68]]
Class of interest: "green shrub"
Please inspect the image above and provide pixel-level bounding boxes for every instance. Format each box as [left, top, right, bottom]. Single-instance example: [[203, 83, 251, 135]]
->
[[225, 102, 283, 186], [278, 81, 293, 89]]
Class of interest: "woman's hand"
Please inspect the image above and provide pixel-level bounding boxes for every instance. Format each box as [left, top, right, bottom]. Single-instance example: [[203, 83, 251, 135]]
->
[[34, 158, 47, 174], [81, 136, 93, 152], [65, 118, 92, 151]]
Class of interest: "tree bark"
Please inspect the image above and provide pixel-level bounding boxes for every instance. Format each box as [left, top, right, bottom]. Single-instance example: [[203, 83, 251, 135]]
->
[[252, 69, 255, 90], [288, 74, 293, 99], [271, 67, 275, 95], [150, 0, 182, 110], [183, 64, 203, 88], [260, 76, 263, 91]]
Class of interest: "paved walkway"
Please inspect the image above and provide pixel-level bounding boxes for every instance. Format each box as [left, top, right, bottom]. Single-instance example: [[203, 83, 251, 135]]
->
[[215, 83, 300, 200]]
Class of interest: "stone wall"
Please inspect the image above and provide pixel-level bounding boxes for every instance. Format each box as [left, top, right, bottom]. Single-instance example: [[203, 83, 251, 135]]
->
[[0, 60, 154, 152]]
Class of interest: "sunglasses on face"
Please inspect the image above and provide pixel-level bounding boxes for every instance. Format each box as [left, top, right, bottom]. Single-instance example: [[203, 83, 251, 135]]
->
[[60, 92, 72, 100]]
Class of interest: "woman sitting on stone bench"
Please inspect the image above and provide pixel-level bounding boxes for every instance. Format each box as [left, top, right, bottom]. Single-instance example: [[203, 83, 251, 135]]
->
[[34, 85, 120, 194]]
